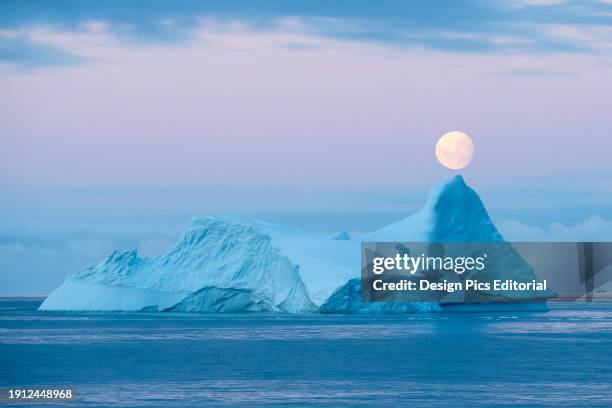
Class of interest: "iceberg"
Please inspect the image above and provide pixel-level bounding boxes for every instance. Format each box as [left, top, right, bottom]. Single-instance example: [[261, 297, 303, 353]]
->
[[321, 175, 555, 313], [40, 175, 554, 313], [40, 218, 317, 313], [329, 230, 351, 240]]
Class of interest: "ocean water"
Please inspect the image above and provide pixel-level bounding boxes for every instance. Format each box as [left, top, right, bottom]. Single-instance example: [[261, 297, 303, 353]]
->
[[1, 298, 611, 407]]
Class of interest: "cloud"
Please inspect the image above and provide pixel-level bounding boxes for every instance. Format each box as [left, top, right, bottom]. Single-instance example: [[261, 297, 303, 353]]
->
[[0, 21, 115, 67], [481, 68, 576, 77], [2, 1, 612, 67], [542, 24, 612, 52], [0, 37, 86, 67], [497, 216, 612, 241], [508, 0, 567, 6], [0, 239, 115, 294], [0, 218, 185, 294]]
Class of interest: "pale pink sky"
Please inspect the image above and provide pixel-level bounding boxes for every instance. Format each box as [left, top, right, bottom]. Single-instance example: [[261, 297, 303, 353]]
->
[[1, 22, 611, 192]]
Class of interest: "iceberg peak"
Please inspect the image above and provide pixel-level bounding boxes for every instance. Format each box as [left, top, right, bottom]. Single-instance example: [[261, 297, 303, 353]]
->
[[363, 175, 503, 242], [329, 230, 351, 240], [424, 174, 470, 208]]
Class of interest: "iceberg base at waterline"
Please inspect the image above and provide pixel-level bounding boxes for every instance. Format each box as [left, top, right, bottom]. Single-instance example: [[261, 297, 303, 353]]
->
[[320, 279, 440, 314], [40, 279, 189, 312]]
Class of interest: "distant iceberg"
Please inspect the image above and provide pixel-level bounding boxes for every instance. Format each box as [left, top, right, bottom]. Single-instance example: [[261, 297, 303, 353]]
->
[[40, 175, 554, 313]]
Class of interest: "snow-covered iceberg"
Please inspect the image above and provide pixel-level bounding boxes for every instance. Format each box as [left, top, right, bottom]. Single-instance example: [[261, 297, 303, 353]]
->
[[41, 175, 554, 313], [40, 218, 317, 313], [321, 175, 555, 313]]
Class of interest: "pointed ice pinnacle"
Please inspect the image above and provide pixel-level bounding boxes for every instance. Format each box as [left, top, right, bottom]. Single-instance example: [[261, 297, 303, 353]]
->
[[329, 230, 351, 240], [363, 175, 503, 242]]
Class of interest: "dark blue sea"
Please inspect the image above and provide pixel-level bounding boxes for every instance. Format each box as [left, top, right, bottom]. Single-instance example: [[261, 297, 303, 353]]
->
[[1, 298, 611, 407]]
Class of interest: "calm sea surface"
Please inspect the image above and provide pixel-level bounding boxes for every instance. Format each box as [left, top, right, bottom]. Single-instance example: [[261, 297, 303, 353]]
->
[[1, 298, 611, 407]]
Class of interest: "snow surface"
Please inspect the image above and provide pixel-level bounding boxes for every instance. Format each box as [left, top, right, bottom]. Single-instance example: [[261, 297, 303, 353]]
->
[[40, 175, 554, 313]]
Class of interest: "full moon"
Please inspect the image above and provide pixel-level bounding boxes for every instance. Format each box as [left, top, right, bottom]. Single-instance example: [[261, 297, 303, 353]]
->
[[435, 131, 474, 170]]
